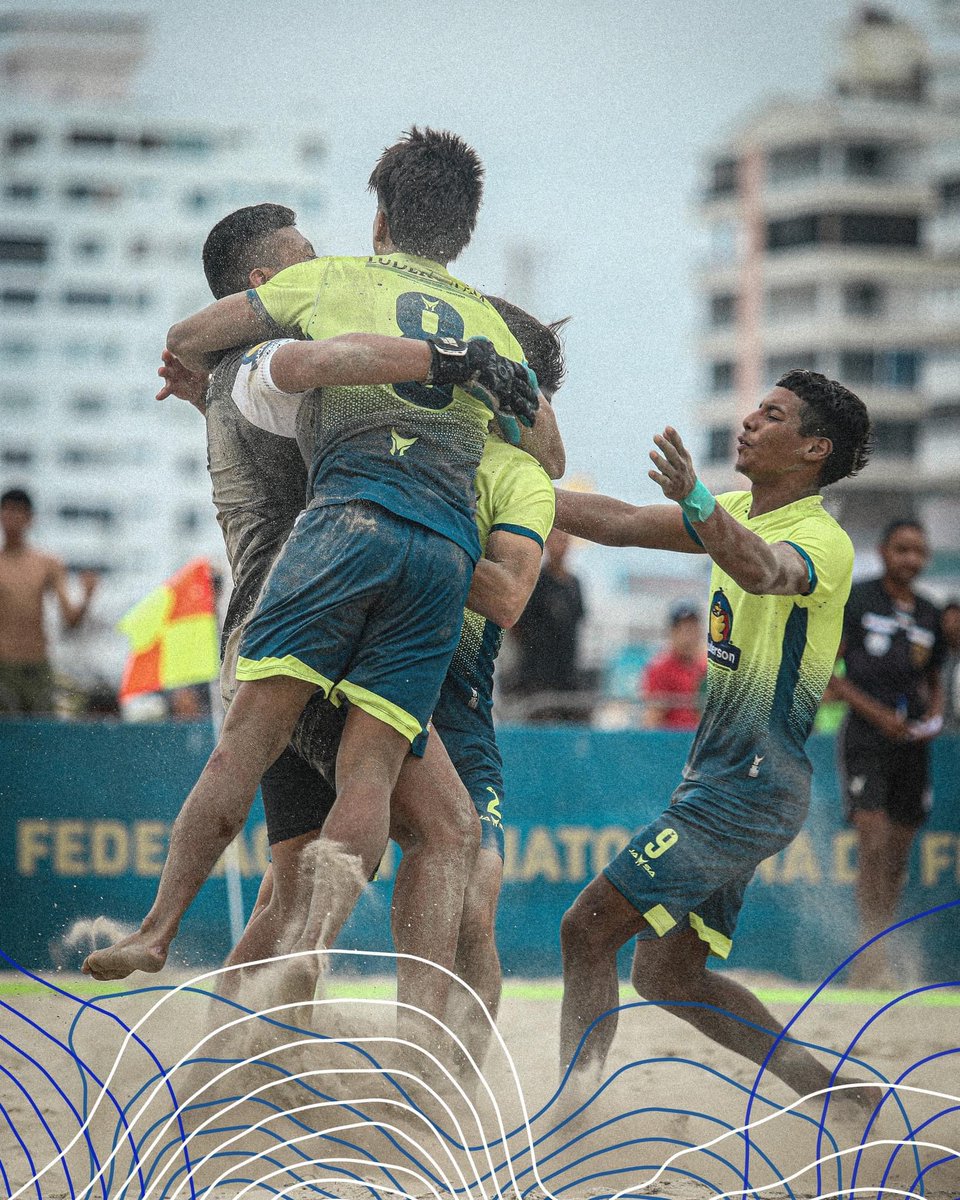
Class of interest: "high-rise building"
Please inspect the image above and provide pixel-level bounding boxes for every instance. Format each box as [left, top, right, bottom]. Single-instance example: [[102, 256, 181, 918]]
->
[[695, 6, 960, 576], [0, 12, 328, 685]]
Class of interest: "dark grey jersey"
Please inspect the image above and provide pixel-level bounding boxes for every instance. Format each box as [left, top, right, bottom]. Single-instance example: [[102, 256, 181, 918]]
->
[[205, 340, 311, 647]]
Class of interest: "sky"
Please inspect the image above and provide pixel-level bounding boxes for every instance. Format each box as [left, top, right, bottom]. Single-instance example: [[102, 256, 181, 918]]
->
[[8, 0, 939, 588]]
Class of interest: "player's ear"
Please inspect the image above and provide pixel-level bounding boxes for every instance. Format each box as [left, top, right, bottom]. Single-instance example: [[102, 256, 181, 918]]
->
[[248, 267, 269, 288], [806, 435, 832, 466]]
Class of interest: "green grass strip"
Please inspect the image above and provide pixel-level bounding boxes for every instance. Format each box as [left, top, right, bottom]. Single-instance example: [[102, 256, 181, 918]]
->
[[0, 977, 957, 1006]]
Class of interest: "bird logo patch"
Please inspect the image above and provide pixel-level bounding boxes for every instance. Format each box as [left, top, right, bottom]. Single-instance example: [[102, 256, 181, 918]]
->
[[708, 588, 741, 670], [390, 429, 418, 457]]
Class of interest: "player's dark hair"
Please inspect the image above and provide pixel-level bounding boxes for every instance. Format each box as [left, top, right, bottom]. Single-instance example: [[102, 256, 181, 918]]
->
[[484, 295, 569, 395], [880, 517, 926, 545], [202, 204, 297, 299], [368, 127, 483, 264], [942, 598, 960, 613], [1, 487, 32, 511], [775, 369, 872, 487]]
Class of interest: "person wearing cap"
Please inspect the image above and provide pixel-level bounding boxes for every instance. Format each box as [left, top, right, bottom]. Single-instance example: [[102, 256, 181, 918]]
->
[[639, 601, 706, 730]]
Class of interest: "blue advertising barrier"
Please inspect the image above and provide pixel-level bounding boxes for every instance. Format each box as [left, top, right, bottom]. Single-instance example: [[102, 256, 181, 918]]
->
[[1, 720, 958, 980]]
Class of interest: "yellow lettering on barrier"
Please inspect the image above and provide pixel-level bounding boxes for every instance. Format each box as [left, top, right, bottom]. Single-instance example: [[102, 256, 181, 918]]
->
[[54, 820, 87, 876], [91, 821, 129, 876], [556, 826, 592, 882], [17, 820, 50, 875], [502, 827, 522, 881], [780, 830, 821, 884], [832, 831, 858, 884], [522, 827, 562, 882], [591, 828, 632, 874], [134, 821, 168, 877], [921, 832, 954, 887]]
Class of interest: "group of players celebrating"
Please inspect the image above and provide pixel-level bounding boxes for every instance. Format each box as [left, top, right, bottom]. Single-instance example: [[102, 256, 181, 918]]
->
[[84, 127, 874, 1104]]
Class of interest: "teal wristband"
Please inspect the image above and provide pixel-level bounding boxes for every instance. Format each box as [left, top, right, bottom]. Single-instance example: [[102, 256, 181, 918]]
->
[[679, 478, 716, 524]]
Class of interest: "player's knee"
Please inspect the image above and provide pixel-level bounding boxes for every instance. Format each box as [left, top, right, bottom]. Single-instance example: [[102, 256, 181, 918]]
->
[[561, 901, 615, 959]]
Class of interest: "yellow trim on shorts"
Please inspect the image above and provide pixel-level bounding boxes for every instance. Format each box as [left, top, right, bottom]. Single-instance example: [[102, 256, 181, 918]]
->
[[689, 912, 733, 960], [643, 903, 678, 937], [332, 679, 423, 744], [235, 655, 334, 693]]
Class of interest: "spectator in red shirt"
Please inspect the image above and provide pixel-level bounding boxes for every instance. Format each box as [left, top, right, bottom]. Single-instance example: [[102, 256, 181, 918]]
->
[[640, 601, 706, 730]]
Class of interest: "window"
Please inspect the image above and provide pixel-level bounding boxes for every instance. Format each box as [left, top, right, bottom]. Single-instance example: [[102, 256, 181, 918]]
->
[[766, 284, 817, 321], [0, 236, 47, 263], [63, 182, 122, 206], [4, 181, 40, 201], [0, 338, 37, 362], [69, 393, 107, 415], [1, 288, 37, 307], [73, 238, 105, 260], [939, 177, 960, 212], [871, 420, 918, 457], [706, 426, 732, 463], [301, 138, 327, 165], [843, 281, 884, 317], [707, 157, 738, 198], [68, 130, 117, 151], [185, 190, 212, 211], [839, 213, 918, 247], [5, 129, 40, 154], [0, 390, 36, 413], [177, 454, 205, 478], [710, 361, 735, 393], [709, 293, 736, 327], [60, 445, 112, 467], [57, 505, 116, 529], [844, 143, 891, 179], [838, 350, 920, 388], [177, 509, 202, 534], [63, 289, 113, 307], [128, 238, 150, 260], [766, 353, 818, 382], [1, 446, 34, 467], [766, 215, 819, 251], [766, 212, 920, 252], [768, 143, 822, 183]]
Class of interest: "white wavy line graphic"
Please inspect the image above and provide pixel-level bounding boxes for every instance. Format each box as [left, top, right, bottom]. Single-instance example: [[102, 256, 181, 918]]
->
[[6, 950, 959, 1200]]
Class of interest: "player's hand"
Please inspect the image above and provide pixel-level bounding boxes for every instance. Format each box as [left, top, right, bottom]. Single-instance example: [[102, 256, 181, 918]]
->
[[426, 336, 540, 431], [157, 348, 209, 413], [874, 706, 910, 742], [649, 427, 698, 502], [78, 569, 99, 598]]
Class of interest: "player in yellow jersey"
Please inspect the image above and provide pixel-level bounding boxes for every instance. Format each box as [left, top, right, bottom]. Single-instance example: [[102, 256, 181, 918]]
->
[[554, 370, 874, 1103], [84, 129, 544, 982]]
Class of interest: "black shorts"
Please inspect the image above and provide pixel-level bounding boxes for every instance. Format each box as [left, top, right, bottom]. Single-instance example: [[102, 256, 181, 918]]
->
[[839, 724, 931, 828], [260, 746, 336, 846]]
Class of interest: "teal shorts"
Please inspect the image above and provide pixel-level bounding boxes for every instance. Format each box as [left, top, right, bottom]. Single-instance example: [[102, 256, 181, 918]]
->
[[237, 500, 473, 745], [435, 722, 505, 858], [604, 779, 808, 959]]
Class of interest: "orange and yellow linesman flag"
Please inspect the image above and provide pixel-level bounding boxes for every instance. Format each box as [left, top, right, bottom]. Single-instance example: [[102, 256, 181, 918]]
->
[[118, 558, 219, 701]]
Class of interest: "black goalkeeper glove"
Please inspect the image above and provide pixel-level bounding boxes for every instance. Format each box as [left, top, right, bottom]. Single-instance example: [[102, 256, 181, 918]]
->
[[425, 336, 541, 432]]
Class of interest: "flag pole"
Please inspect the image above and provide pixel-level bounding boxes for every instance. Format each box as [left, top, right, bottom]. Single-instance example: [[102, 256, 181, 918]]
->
[[207, 676, 246, 948]]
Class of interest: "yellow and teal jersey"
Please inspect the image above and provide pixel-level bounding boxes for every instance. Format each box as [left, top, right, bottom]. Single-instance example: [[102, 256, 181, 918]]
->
[[432, 437, 555, 739], [251, 253, 526, 562], [683, 491, 853, 802]]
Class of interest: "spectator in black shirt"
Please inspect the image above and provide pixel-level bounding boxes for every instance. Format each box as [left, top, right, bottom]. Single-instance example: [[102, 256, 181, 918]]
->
[[507, 527, 586, 722], [826, 519, 945, 987]]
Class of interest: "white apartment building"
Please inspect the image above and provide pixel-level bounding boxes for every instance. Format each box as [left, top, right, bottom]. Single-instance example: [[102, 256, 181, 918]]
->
[[695, 6, 960, 580], [0, 12, 329, 686]]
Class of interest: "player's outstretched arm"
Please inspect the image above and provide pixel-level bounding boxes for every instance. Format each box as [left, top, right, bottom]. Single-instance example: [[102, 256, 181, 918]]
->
[[554, 489, 701, 552], [167, 292, 274, 372], [649, 426, 810, 595]]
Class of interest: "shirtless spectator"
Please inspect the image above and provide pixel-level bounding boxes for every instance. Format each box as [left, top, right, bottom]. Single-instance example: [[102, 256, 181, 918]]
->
[[0, 488, 98, 715]]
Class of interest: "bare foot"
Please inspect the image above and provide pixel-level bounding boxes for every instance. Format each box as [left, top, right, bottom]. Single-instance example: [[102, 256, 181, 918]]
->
[[82, 931, 168, 980]]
